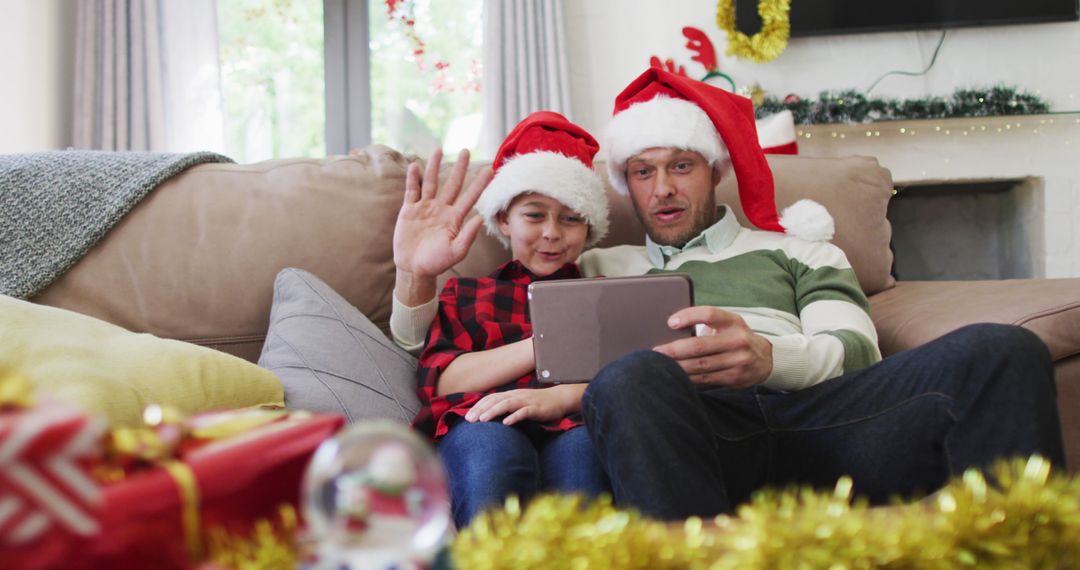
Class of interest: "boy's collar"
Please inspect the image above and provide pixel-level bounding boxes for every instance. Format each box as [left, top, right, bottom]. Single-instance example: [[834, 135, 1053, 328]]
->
[[645, 205, 740, 268], [495, 259, 582, 281]]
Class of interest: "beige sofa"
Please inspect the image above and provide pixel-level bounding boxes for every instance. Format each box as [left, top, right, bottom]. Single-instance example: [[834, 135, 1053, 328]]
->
[[31, 145, 1080, 469]]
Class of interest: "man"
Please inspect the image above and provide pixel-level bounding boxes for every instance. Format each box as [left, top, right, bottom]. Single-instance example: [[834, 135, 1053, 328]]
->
[[391, 68, 1064, 520]]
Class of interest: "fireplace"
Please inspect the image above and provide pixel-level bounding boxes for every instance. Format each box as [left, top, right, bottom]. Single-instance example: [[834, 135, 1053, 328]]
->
[[795, 113, 1080, 279], [888, 177, 1042, 280]]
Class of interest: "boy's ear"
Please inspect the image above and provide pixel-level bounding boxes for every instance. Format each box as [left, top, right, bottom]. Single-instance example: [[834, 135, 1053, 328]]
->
[[496, 210, 511, 238]]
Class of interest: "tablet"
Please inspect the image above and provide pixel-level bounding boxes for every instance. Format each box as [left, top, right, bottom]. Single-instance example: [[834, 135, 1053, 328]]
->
[[527, 273, 694, 383]]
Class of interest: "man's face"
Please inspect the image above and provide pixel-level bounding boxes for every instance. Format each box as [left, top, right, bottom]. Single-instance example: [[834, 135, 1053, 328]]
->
[[625, 148, 720, 248]]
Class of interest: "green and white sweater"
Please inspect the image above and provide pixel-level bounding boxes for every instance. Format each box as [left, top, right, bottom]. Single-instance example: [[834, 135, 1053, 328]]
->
[[390, 206, 880, 391], [577, 206, 880, 391]]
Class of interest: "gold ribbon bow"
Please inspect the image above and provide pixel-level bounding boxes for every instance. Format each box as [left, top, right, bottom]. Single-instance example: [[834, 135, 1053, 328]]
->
[[0, 371, 35, 408]]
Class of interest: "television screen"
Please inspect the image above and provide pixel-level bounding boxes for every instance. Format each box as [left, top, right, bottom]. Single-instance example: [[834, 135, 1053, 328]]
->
[[735, 0, 1080, 37]]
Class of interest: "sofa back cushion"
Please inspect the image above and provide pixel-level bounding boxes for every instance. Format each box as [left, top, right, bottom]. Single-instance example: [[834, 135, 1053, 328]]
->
[[34, 148, 894, 362], [34, 146, 412, 362], [721, 155, 895, 295]]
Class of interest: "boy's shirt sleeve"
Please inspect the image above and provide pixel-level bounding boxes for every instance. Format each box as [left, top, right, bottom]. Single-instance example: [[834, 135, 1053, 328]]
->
[[413, 278, 484, 440], [390, 292, 439, 356]]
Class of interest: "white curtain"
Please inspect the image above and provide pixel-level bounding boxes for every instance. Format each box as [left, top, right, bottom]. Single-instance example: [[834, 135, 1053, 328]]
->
[[72, 0, 224, 153], [481, 0, 572, 157]]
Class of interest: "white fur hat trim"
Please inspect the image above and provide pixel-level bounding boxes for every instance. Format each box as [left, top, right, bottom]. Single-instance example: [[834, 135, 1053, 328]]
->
[[756, 109, 797, 149], [603, 95, 728, 195], [779, 199, 835, 242], [476, 151, 610, 248]]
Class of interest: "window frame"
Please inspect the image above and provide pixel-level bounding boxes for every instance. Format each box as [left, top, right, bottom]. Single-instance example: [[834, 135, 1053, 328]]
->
[[324, 0, 372, 154]]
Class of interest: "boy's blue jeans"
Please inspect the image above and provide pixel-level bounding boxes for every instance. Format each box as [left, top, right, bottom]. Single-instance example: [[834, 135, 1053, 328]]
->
[[581, 323, 1066, 520], [437, 422, 609, 529]]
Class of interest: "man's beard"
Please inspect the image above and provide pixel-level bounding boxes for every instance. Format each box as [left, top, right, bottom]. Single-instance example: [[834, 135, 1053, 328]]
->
[[635, 196, 718, 249]]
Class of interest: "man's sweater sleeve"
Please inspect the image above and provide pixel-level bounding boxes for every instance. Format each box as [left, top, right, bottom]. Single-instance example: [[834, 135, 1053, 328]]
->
[[390, 292, 439, 356], [762, 240, 881, 391]]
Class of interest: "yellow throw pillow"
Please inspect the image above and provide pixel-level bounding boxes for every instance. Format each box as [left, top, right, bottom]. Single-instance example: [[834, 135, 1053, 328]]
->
[[0, 295, 284, 426]]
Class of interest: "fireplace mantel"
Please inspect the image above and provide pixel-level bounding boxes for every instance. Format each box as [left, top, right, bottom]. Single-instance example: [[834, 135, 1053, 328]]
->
[[796, 113, 1080, 278]]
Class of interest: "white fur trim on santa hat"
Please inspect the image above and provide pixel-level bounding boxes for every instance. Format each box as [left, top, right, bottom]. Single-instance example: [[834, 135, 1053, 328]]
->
[[779, 199, 835, 242], [476, 151, 610, 248], [603, 95, 728, 195], [756, 110, 796, 150]]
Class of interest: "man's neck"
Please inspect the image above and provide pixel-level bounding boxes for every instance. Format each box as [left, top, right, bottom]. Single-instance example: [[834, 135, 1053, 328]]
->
[[644, 206, 738, 268]]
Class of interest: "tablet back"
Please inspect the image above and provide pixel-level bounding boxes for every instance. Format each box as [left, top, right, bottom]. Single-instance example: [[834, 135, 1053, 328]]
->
[[527, 274, 694, 383]]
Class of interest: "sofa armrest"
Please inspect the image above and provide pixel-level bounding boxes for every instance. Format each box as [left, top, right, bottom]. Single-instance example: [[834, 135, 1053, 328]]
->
[[870, 279, 1080, 361], [873, 279, 1080, 473]]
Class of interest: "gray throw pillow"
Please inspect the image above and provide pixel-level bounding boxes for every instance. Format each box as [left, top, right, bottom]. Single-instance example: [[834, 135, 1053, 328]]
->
[[258, 268, 421, 424]]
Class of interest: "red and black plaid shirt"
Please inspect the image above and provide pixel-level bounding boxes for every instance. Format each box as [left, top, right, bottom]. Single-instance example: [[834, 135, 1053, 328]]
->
[[412, 260, 584, 441]]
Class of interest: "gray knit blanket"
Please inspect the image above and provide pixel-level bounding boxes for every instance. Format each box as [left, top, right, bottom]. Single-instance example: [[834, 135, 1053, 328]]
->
[[0, 150, 233, 299]]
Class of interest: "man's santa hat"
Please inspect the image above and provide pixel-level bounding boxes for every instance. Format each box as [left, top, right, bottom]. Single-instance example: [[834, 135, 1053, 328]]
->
[[604, 68, 833, 241], [476, 111, 609, 247]]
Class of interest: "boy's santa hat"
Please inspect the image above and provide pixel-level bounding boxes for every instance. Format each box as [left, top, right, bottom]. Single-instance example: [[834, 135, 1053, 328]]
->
[[476, 111, 610, 247], [604, 68, 832, 242]]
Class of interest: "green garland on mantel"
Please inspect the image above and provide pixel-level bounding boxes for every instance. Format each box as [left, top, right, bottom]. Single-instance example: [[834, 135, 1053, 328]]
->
[[756, 85, 1050, 124]]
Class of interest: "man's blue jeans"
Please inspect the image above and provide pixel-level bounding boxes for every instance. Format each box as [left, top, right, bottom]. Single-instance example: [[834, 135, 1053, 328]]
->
[[437, 422, 610, 528], [581, 323, 1065, 520]]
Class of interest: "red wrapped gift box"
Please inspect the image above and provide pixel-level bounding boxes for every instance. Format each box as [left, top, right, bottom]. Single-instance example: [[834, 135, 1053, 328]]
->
[[2, 403, 343, 569], [1, 400, 107, 569]]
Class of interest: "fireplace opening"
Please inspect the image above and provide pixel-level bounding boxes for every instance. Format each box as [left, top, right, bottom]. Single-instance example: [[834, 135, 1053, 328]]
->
[[887, 177, 1042, 281]]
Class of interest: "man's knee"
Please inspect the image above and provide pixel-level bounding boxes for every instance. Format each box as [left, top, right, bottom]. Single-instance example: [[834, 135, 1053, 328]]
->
[[950, 323, 1051, 368], [954, 322, 1045, 348], [583, 349, 686, 413], [941, 323, 1058, 411]]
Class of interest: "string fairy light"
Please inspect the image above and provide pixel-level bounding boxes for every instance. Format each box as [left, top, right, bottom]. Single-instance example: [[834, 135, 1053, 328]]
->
[[791, 111, 1079, 150]]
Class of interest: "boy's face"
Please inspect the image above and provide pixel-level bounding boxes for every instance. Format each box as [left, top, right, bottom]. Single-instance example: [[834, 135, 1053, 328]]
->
[[497, 192, 589, 276], [625, 148, 720, 248]]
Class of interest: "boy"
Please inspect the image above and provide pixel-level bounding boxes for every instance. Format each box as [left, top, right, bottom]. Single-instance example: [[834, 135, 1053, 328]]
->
[[410, 112, 612, 528]]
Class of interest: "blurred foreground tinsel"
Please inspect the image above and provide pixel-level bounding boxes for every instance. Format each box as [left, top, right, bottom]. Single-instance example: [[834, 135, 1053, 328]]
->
[[452, 456, 1080, 569], [204, 504, 299, 570], [756, 85, 1050, 124]]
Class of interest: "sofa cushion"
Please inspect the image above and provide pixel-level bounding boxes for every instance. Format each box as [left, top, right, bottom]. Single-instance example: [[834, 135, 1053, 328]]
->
[[717, 155, 896, 296], [257, 268, 421, 424], [0, 294, 284, 427], [870, 279, 1080, 360]]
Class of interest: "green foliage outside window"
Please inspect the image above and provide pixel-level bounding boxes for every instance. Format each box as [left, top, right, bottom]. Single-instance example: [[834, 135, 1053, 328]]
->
[[218, 0, 325, 163], [370, 0, 483, 156]]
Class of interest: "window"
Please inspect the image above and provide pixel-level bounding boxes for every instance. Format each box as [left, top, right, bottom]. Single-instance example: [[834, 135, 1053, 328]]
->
[[370, 0, 483, 157], [218, 0, 482, 164], [218, 0, 325, 163]]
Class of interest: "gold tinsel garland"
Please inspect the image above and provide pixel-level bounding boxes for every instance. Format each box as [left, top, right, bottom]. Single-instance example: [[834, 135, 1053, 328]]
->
[[453, 456, 1080, 569], [205, 504, 300, 570], [716, 0, 791, 64]]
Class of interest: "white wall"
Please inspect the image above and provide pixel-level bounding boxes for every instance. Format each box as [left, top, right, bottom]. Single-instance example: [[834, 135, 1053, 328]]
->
[[0, 0, 76, 153], [4, 1, 1074, 153], [564, 0, 1080, 137]]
